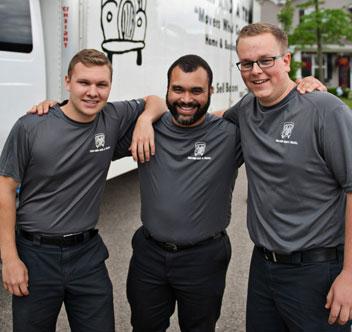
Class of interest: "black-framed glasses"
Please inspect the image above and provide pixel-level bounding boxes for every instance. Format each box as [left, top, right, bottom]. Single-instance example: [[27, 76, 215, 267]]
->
[[236, 55, 284, 71]]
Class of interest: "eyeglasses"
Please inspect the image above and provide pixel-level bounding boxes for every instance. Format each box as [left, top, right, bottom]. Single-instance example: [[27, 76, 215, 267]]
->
[[236, 55, 284, 71]]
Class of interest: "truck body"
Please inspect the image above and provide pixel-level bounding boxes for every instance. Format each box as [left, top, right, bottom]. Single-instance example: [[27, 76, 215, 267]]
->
[[0, 0, 259, 179]]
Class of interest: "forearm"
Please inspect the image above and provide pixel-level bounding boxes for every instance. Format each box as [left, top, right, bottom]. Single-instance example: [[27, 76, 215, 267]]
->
[[343, 193, 352, 273], [324, 192, 352, 325], [0, 177, 19, 263], [142, 95, 167, 123], [129, 96, 165, 162]]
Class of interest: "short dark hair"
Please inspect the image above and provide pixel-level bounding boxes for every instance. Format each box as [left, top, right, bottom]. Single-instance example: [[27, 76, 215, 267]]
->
[[167, 54, 213, 88], [67, 48, 113, 81]]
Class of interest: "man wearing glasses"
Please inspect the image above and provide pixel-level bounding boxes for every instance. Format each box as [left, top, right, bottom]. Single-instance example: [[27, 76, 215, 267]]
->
[[224, 23, 352, 331]]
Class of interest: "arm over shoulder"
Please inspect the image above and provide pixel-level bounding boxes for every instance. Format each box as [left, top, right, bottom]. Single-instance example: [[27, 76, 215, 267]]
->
[[108, 98, 146, 136], [223, 93, 253, 126]]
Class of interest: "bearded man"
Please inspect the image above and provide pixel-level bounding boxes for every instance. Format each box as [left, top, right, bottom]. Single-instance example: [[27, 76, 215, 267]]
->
[[126, 54, 243, 332]]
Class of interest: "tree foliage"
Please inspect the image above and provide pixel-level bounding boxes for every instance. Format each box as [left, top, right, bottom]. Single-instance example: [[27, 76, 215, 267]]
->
[[277, 0, 294, 34], [278, 0, 352, 81], [277, 0, 301, 80], [290, 7, 352, 46]]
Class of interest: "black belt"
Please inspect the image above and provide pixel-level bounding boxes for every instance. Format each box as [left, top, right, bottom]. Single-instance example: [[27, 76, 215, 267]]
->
[[18, 229, 98, 247], [143, 228, 226, 252], [256, 245, 343, 264]]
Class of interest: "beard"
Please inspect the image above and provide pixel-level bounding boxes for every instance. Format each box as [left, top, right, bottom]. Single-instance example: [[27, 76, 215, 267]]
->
[[166, 94, 211, 126]]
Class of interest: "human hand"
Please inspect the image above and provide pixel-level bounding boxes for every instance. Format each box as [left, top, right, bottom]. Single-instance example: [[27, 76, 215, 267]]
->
[[28, 100, 57, 115], [325, 269, 352, 325], [2, 257, 29, 296], [296, 76, 327, 94], [130, 115, 155, 163]]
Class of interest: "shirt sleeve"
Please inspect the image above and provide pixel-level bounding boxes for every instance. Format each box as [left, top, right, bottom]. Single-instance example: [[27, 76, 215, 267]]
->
[[108, 98, 145, 160], [234, 124, 244, 168], [0, 118, 31, 182], [223, 101, 241, 126], [322, 103, 352, 192]]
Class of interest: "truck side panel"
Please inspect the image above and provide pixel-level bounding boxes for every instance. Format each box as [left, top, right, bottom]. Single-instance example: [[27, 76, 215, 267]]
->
[[81, 0, 254, 178], [1, 0, 256, 179], [0, 0, 46, 150]]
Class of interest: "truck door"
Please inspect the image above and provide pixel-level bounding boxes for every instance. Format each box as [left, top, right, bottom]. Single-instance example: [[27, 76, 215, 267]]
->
[[0, 0, 45, 152]]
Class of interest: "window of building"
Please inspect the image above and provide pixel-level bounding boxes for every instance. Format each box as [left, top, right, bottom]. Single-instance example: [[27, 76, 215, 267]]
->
[[0, 0, 33, 53], [301, 52, 328, 81], [299, 8, 305, 21], [301, 53, 312, 77], [299, 6, 314, 23]]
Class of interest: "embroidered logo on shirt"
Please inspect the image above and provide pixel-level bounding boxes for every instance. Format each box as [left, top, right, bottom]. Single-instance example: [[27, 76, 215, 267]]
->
[[188, 141, 211, 160], [95, 133, 105, 148], [275, 122, 298, 145], [194, 142, 206, 156], [281, 122, 294, 139], [90, 133, 111, 153]]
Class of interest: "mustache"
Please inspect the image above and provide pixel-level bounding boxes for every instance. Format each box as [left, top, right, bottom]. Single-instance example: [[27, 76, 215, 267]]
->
[[175, 101, 200, 108]]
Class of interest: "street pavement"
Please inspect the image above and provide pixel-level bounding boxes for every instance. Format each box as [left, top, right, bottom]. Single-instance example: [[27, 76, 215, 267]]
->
[[0, 166, 252, 331]]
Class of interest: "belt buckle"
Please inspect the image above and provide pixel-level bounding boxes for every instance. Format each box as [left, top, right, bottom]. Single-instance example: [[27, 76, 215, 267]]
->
[[272, 252, 277, 263], [164, 242, 178, 252], [264, 249, 277, 263], [63, 232, 80, 238]]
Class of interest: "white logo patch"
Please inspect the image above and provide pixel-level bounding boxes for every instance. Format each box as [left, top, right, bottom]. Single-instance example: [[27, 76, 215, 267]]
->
[[276, 122, 298, 145], [194, 142, 206, 157], [281, 122, 294, 139], [90, 133, 111, 153], [188, 141, 211, 160], [95, 133, 105, 148]]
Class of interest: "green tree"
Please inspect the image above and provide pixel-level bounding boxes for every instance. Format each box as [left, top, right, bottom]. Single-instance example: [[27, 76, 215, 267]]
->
[[277, 0, 301, 80], [290, 0, 352, 81], [277, 0, 294, 34]]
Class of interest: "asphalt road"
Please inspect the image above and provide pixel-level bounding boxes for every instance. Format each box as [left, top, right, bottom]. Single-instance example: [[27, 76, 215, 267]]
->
[[0, 166, 252, 332]]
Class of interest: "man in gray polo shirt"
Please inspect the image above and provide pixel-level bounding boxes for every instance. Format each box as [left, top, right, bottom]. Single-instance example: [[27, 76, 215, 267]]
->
[[224, 23, 352, 331], [0, 49, 164, 332], [126, 54, 243, 332]]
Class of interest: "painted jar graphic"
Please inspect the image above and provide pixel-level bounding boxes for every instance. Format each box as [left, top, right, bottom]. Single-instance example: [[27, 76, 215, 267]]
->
[[101, 0, 147, 64]]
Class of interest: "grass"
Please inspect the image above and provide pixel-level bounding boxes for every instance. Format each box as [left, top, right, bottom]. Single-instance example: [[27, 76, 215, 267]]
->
[[340, 97, 352, 109]]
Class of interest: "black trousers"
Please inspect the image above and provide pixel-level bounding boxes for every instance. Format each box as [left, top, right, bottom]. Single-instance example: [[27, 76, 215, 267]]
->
[[246, 246, 351, 332], [127, 226, 232, 332], [13, 233, 115, 332]]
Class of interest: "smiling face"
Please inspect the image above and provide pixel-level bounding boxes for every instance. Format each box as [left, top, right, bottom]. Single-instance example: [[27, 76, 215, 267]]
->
[[166, 66, 212, 127], [63, 62, 112, 122], [237, 32, 295, 106]]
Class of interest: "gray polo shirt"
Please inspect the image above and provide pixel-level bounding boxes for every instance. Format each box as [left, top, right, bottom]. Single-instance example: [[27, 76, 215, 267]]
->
[[224, 88, 352, 253], [138, 112, 243, 245], [0, 100, 144, 233]]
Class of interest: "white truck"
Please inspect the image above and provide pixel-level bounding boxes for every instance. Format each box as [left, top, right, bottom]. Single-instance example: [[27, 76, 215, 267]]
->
[[0, 0, 259, 179]]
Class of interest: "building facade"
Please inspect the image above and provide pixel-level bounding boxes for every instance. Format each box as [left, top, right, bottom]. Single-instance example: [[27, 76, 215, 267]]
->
[[259, 0, 352, 88]]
